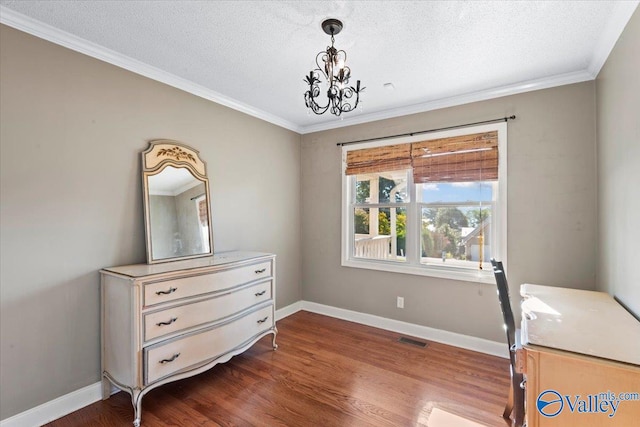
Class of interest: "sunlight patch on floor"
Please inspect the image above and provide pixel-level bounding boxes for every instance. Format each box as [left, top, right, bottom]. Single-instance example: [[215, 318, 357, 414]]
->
[[423, 406, 488, 427], [416, 402, 486, 427]]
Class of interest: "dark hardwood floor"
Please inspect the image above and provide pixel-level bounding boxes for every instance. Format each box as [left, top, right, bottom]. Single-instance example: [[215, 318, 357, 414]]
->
[[46, 311, 510, 426]]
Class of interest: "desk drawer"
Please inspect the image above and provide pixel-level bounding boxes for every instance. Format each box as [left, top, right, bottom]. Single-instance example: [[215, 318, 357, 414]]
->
[[143, 261, 271, 306], [144, 304, 273, 384], [143, 281, 272, 341]]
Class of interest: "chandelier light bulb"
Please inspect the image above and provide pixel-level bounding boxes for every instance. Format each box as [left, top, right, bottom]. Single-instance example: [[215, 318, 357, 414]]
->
[[334, 55, 345, 73]]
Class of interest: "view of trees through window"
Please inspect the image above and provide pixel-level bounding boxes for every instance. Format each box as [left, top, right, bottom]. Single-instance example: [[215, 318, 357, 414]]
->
[[355, 176, 407, 204], [421, 206, 491, 261], [354, 174, 408, 259], [353, 173, 493, 267], [354, 207, 407, 255]]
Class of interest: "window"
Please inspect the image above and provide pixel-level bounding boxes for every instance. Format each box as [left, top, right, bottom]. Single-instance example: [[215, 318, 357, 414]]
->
[[195, 194, 211, 253], [341, 123, 506, 283]]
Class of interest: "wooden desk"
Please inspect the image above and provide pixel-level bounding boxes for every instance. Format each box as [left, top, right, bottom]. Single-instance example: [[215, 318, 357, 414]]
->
[[520, 284, 640, 427]]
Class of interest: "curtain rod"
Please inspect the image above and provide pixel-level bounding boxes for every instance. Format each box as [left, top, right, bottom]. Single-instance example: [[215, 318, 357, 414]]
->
[[336, 115, 516, 147]]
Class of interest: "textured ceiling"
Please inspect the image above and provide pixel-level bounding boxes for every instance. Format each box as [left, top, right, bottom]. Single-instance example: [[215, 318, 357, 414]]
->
[[1, 1, 637, 133]]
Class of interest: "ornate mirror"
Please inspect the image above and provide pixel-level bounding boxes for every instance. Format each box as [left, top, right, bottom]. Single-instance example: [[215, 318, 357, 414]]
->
[[142, 140, 213, 264]]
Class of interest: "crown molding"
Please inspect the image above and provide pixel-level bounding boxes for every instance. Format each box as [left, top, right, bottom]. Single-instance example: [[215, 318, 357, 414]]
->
[[587, 1, 639, 77], [299, 69, 594, 134], [0, 6, 302, 134]]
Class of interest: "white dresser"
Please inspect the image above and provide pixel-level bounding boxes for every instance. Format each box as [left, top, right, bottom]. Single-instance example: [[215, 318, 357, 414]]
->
[[100, 251, 277, 426]]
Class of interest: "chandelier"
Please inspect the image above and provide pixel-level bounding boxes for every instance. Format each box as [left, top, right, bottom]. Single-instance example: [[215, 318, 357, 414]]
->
[[304, 18, 364, 116]]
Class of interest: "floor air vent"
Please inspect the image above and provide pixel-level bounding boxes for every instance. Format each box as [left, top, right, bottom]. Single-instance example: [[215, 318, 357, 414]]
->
[[398, 337, 428, 348]]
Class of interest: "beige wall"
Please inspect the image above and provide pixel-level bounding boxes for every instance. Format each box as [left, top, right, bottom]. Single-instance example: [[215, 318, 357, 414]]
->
[[301, 81, 597, 343], [0, 25, 301, 420], [596, 9, 640, 317]]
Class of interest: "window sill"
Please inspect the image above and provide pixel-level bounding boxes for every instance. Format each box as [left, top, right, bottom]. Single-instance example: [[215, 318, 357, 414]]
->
[[341, 258, 496, 284]]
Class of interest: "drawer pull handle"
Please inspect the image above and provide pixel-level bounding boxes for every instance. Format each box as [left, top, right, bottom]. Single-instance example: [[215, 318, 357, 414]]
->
[[159, 353, 180, 364], [255, 290, 266, 297], [156, 317, 178, 326], [156, 287, 177, 296], [257, 316, 269, 324], [255, 268, 266, 274]]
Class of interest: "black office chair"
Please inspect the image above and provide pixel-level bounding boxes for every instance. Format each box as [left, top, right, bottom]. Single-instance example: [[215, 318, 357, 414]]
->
[[491, 259, 525, 427]]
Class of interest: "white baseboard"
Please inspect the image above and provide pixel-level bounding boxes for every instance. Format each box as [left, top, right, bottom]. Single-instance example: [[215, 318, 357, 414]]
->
[[298, 301, 507, 359], [275, 300, 303, 320], [0, 382, 103, 427], [0, 300, 504, 426]]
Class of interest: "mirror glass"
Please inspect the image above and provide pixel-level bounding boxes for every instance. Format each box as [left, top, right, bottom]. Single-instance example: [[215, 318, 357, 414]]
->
[[142, 141, 213, 264]]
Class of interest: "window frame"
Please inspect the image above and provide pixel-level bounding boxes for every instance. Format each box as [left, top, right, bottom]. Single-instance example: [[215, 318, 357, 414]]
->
[[341, 122, 507, 284]]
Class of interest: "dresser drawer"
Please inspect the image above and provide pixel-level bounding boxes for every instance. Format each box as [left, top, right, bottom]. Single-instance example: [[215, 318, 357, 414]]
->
[[143, 261, 271, 306], [144, 304, 273, 384], [143, 281, 272, 341]]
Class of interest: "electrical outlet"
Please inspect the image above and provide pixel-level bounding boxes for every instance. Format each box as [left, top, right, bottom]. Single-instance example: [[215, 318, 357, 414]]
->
[[397, 296, 404, 309]]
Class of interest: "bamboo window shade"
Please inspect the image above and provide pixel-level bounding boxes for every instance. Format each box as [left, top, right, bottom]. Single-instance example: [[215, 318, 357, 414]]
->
[[345, 131, 498, 183], [412, 131, 498, 183], [344, 144, 412, 175]]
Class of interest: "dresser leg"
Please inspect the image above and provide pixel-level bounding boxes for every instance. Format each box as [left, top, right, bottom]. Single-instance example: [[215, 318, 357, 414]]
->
[[131, 389, 143, 427], [272, 326, 278, 350]]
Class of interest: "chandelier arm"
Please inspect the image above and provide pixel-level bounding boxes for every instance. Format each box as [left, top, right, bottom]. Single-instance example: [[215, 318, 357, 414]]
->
[[304, 75, 331, 115], [307, 96, 331, 115], [315, 52, 329, 80]]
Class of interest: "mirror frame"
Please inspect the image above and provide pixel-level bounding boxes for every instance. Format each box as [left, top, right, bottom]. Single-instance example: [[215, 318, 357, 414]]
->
[[141, 139, 214, 264]]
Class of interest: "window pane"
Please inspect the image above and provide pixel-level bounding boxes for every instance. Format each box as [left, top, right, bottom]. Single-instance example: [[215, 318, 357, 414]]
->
[[355, 171, 408, 204], [353, 207, 407, 262], [421, 206, 492, 270], [418, 181, 493, 203]]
